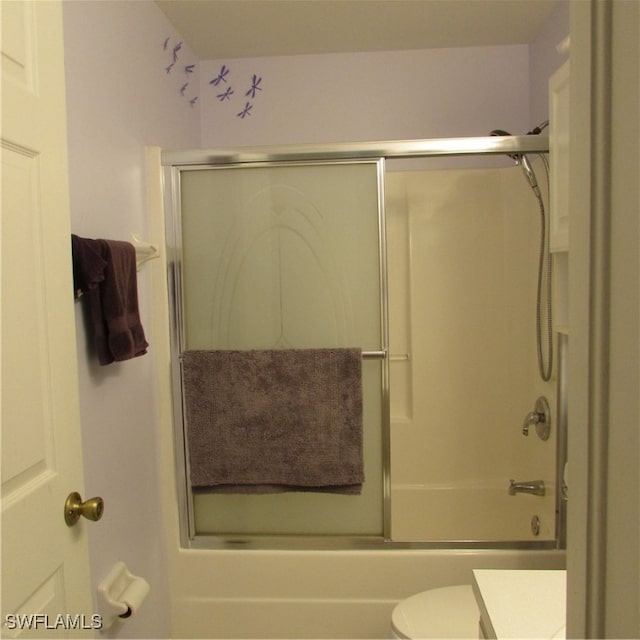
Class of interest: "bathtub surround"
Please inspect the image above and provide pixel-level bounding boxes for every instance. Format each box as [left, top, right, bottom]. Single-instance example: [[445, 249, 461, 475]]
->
[[387, 165, 557, 542]]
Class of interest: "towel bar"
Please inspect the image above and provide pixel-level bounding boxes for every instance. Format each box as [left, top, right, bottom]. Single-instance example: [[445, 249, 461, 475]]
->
[[179, 349, 389, 360], [131, 234, 160, 271], [362, 350, 387, 359]]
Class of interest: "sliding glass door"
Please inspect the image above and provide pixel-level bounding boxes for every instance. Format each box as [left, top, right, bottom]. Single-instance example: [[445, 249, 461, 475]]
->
[[169, 160, 389, 539]]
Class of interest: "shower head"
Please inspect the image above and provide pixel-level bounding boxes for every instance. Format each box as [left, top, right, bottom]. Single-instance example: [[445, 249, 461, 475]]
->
[[520, 154, 541, 197], [527, 120, 549, 136], [490, 120, 549, 138], [490, 129, 512, 137], [490, 127, 542, 198]]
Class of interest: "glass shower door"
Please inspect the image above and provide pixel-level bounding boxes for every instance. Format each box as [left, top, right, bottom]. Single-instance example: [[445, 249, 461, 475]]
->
[[173, 160, 388, 539]]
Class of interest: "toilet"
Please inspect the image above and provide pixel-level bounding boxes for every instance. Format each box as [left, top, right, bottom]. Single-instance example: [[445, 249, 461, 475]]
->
[[391, 585, 479, 639]]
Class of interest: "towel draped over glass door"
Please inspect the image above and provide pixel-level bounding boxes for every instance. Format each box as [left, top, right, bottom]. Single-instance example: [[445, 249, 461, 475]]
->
[[168, 160, 389, 539]]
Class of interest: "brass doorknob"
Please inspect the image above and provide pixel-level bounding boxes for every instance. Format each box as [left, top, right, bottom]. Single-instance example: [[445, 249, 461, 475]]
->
[[64, 491, 104, 526]]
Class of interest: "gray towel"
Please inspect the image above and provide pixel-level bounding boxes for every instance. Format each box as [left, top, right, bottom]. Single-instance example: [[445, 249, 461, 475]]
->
[[181, 348, 364, 494]]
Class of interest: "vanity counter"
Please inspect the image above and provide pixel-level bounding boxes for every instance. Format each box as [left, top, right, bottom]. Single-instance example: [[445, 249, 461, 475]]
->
[[472, 569, 566, 639]]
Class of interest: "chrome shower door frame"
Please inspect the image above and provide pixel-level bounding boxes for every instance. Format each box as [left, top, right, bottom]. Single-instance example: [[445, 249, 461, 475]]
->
[[161, 135, 553, 550]]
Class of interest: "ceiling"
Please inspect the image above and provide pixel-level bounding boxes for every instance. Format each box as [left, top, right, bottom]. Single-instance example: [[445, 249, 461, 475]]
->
[[155, 0, 559, 60]]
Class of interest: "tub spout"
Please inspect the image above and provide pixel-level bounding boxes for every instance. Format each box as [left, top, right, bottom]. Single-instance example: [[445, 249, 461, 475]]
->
[[508, 479, 546, 496]]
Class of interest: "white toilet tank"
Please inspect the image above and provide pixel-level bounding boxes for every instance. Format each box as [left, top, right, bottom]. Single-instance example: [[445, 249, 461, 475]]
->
[[390, 585, 479, 639]]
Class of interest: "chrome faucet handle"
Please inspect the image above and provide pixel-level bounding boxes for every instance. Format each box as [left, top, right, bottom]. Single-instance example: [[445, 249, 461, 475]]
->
[[522, 410, 540, 435], [508, 479, 546, 496], [521, 396, 551, 440]]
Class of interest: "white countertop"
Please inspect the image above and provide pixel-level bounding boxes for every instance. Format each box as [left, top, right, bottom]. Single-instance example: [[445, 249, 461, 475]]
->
[[472, 569, 566, 639]]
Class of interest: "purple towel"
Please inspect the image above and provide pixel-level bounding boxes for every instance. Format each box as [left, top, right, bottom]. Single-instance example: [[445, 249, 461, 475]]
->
[[182, 349, 364, 494], [71, 234, 107, 297], [71, 235, 148, 365]]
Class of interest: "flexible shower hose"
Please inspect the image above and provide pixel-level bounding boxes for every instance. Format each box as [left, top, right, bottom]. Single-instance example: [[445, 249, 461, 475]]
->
[[534, 154, 553, 382]]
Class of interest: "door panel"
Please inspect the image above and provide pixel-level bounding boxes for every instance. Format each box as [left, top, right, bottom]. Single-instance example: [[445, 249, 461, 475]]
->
[[1, 1, 93, 636]]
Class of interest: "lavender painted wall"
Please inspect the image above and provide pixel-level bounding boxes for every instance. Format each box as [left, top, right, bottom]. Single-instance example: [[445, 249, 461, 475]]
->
[[62, 1, 199, 637], [199, 45, 532, 148], [196, 2, 568, 149], [195, 1, 568, 150]]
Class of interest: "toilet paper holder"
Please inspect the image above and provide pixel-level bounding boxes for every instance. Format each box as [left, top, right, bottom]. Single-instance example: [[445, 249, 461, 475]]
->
[[97, 561, 150, 630]]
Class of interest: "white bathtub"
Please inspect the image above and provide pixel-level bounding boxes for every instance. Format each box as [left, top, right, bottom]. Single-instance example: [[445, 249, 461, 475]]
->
[[169, 547, 565, 639], [166, 485, 561, 639], [391, 479, 557, 542]]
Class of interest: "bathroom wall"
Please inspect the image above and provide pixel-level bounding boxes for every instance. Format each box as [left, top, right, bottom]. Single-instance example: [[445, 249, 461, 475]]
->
[[62, 1, 200, 638], [199, 45, 532, 148]]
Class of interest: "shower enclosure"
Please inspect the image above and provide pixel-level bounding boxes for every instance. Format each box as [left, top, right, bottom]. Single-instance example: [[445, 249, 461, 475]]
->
[[162, 136, 565, 549]]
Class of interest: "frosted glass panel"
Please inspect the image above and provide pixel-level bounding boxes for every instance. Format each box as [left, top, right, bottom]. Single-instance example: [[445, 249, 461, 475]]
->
[[178, 161, 385, 537], [180, 163, 381, 351]]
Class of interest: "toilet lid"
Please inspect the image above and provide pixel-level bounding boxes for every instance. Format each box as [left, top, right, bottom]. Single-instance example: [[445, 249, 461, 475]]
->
[[391, 585, 479, 639]]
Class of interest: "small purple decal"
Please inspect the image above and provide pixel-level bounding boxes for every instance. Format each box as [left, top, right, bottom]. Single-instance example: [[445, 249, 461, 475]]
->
[[172, 41, 182, 62], [217, 87, 234, 102], [161, 38, 199, 107], [210, 70, 265, 120], [237, 102, 253, 119], [210, 65, 230, 86], [245, 75, 262, 98]]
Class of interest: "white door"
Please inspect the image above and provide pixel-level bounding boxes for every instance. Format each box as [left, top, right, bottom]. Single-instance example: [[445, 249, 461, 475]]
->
[[1, 1, 94, 637]]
